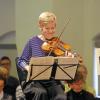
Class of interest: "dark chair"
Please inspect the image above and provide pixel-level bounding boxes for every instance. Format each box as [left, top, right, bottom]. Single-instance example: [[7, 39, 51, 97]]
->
[[95, 97, 100, 100], [15, 57, 27, 85]]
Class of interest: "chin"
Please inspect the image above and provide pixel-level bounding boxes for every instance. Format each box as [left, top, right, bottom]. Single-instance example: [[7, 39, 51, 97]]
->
[[47, 36, 53, 39], [76, 90, 82, 93]]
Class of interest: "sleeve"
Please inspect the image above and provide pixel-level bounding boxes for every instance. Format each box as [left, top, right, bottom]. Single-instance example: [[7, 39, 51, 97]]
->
[[17, 40, 32, 70]]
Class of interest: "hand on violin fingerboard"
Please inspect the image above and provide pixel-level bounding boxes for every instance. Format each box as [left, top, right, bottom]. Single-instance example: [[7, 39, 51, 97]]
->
[[65, 51, 84, 65], [65, 51, 74, 58]]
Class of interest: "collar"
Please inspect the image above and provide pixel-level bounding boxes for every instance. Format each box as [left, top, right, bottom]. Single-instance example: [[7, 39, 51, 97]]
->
[[0, 91, 4, 99], [38, 35, 46, 41]]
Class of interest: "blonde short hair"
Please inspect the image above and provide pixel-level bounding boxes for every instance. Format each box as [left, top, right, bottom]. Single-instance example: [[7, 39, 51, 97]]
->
[[0, 67, 8, 79], [77, 64, 88, 74], [39, 12, 56, 24]]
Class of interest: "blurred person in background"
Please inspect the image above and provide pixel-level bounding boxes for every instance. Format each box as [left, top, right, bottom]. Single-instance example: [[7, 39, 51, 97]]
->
[[65, 61, 95, 96], [66, 70, 95, 100], [0, 56, 19, 100], [0, 67, 13, 100]]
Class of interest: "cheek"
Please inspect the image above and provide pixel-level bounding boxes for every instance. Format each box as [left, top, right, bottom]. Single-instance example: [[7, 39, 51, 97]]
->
[[41, 28, 46, 33], [72, 85, 79, 90], [70, 85, 75, 89]]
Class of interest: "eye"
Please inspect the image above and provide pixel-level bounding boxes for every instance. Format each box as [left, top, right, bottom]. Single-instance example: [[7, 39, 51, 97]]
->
[[51, 27, 54, 29], [46, 28, 49, 30]]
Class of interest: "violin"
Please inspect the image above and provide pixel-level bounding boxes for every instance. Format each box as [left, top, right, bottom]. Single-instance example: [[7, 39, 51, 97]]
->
[[41, 37, 83, 64], [41, 37, 71, 56]]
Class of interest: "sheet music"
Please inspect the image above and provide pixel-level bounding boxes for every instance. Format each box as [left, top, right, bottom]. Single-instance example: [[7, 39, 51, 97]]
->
[[26, 56, 78, 81], [29, 56, 54, 66], [55, 57, 78, 65]]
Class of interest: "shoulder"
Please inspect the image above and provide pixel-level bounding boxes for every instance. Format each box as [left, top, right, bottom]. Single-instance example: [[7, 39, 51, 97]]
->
[[29, 35, 40, 42], [66, 89, 73, 95], [26, 35, 41, 45], [8, 76, 19, 82], [82, 90, 95, 99], [23, 36, 39, 47], [84, 84, 96, 96], [6, 76, 19, 86]]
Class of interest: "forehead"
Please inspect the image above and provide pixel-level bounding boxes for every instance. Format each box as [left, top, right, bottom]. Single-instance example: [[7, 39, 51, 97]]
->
[[0, 59, 11, 65], [78, 67, 87, 73], [71, 80, 83, 86], [0, 80, 4, 84], [44, 21, 56, 27]]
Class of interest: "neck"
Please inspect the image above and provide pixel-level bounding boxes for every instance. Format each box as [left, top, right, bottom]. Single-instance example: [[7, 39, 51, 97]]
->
[[38, 34, 46, 41], [0, 91, 3, 99]]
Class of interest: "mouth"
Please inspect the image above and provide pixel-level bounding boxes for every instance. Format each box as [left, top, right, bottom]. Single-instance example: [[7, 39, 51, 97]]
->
[[47, 32, 54, 35]]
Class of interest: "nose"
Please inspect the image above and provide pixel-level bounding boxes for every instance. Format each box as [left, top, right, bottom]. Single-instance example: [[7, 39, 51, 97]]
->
[[49, 29, 53, 32], [49, 28, 55, 34]]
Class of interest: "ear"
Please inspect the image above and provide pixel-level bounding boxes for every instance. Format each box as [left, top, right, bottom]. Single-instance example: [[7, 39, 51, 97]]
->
[[68, 83, 71, 87], [38, 20, 44, 28]]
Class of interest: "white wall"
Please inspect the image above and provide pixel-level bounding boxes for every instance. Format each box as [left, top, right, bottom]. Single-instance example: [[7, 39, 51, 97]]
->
[[0, 0, 15, 36], [83, 0, 100, 86], [0, 0, 17, 77], [0, 31, 16, 44]]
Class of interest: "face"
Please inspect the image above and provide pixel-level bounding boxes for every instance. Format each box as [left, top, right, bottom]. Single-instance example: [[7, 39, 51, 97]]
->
[[40, 21, 56, 39], [0, 80, 4, 93], [69, 80, 84, 93], [0, 59, 11, 71], [78, 67, 87, 80]]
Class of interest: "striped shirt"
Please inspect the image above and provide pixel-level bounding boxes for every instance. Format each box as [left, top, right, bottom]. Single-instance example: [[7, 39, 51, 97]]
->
[[17, 36, 46, 69]]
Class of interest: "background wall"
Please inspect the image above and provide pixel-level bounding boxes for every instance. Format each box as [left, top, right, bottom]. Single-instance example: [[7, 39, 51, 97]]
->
[[0, 0, 15, 36], [16, 0, 100, 87], [0, 0, 18, 78]]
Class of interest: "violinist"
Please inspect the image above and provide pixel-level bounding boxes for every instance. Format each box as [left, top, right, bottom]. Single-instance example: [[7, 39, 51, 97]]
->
[[17, 11, 73, 100]]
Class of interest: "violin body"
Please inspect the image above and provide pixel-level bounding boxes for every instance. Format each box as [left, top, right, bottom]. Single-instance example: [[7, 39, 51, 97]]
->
[[41, 37, 71, 56]]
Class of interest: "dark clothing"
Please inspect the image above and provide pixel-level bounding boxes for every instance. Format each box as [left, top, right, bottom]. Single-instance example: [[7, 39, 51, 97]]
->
[[67, 89, 95, 100], [1, 93, 12, 100], [4, 76, 19, 100], [23, 81, 66, 100], [23, 81, 48, 100], [16, 85, 26, 100]]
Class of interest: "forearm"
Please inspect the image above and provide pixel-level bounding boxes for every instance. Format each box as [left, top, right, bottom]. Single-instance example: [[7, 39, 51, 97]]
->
[[17, 57, 29, 71]]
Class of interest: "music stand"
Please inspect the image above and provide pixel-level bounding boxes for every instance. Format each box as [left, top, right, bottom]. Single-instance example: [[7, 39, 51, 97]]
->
[[26, 56, 79, 82], [26, 56, 54, 81], [54, 57, 78, 80]]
